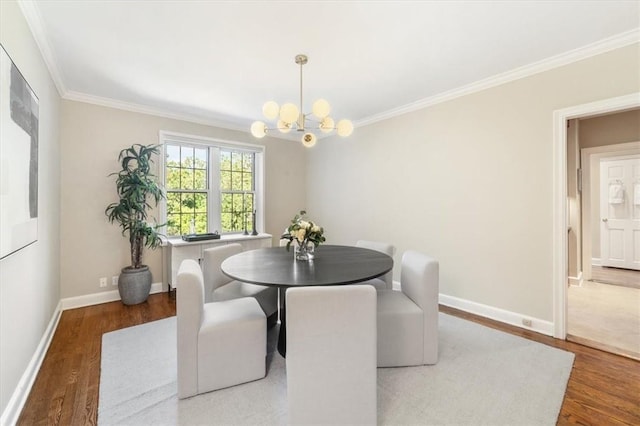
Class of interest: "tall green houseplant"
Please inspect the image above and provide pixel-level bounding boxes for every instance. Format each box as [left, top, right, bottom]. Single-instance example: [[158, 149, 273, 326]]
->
[[105, 144, 164, 304]]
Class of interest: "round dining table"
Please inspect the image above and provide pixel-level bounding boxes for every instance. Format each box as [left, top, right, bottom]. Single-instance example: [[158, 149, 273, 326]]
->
[[221, 244, 393, 357]]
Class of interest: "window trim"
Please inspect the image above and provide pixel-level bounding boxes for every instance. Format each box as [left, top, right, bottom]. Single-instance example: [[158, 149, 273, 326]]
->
[[158, 130, 265, 237]]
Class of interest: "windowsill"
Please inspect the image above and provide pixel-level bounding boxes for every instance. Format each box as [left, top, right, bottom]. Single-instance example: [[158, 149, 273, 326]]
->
[[164, 232, 272, 247]]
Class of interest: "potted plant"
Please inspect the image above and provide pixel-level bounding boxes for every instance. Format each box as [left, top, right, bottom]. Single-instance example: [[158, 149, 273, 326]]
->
[[105, 144, 164, 305]]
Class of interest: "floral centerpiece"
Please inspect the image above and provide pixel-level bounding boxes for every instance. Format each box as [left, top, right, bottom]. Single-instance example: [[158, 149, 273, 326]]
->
[[281, 210, 326, 260]]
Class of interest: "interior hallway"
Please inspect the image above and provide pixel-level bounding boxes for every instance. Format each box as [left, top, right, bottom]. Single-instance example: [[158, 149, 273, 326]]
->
[[568, 269, 640, 360]]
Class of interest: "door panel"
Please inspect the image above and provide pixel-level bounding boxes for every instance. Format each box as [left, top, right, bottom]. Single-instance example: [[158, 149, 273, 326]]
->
[[600, 157, 640, 270], [608, 229, 624, 260]]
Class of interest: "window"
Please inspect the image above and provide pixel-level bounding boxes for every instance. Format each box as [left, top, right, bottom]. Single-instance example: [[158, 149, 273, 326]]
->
[[220, 151, 255, 233], [165, 144, 209, 235], [159, 132, 264, 237]]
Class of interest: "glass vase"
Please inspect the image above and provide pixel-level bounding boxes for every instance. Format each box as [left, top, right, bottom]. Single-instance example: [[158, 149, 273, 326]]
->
[[294, 241, 315, 261]]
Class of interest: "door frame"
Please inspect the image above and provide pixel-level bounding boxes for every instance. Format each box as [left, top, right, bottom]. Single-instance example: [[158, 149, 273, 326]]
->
[[552, 92, 640, 339]]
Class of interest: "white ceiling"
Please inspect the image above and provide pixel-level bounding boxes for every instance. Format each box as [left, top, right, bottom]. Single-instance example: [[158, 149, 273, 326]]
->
[[22, 0, 640, 134]]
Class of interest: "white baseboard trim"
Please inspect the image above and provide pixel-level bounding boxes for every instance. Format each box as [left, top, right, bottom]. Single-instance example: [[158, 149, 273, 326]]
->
[[1, 283, 166, 424], [1, 301, 62, 426], [439, 294, 554, 336], [568, 271, 583, 286], [591, 258, 601, 266], [60, 282, 165, 310]]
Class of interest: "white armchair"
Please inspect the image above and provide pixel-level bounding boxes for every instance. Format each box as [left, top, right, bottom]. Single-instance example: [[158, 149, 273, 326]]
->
[[202, 243, 279, 327], [286, 285, 377, 425], [356, 240, 396, 290], [176, 259, 266, 399], [377, 250, 439, 367]]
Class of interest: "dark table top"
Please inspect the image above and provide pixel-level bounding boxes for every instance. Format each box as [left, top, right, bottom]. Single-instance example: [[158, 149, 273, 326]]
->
[[221, 245, 393, 287]]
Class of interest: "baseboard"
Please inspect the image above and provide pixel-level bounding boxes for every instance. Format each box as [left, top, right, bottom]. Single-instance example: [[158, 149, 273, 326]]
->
[[591, 258, 601, 266], [1, 283, 166, 424], [568, 271, 583, 286], [439, 294, 554, 336], [0, 301, 62, 426], [60, 282, 164, 310]]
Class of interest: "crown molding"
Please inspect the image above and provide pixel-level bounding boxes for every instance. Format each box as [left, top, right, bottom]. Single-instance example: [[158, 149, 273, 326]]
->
[[355, 28, 640, 128], [63, 90, 310, 142], [63, 90, 251, 133], [17, 0, 66, 96], [18, 0, 639, 135]]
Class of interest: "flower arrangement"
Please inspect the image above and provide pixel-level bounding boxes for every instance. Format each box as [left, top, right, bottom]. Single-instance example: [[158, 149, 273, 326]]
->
[[281, 210, 326, 252]]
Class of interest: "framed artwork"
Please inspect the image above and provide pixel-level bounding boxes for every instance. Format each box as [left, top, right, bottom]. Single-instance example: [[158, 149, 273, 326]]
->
[[0, 44, 39, 259]]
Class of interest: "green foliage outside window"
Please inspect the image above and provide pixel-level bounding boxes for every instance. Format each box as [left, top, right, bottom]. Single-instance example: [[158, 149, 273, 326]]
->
[[165, 145, 208, 235], [220, 151, 254, 233], [164, 145, 255, 236]]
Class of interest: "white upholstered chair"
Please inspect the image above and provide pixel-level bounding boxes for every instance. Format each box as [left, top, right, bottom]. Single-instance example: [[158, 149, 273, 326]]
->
[[202, 243, 279, 327], [286, 285, 377, 425], [377, 250, 439, 367], [176, 259, 266, 399], [356, 240, 396, 290]]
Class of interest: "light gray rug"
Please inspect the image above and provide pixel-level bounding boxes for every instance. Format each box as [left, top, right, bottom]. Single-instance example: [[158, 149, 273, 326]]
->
[[99, 313, 574, 425]]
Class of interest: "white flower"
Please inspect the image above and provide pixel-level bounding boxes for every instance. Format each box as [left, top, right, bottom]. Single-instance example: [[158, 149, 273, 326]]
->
[[285, 211, 324, 251], [299, 220, 310, 230]]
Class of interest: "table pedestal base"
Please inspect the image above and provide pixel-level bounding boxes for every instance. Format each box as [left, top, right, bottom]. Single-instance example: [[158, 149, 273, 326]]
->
[[277, 292, 287, 357]]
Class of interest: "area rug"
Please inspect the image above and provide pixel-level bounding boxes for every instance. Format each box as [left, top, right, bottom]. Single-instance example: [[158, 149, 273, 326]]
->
[[98, 313, 574, 425]]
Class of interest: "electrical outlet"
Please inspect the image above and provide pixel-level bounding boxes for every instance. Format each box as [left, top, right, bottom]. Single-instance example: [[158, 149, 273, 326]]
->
[[99, 277, 107, 288], [522, 318, 532, 327], [112, 275, 119, 286]]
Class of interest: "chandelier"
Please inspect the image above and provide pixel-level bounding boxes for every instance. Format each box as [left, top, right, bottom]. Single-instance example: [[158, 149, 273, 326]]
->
[[250, 54, 353, 147]]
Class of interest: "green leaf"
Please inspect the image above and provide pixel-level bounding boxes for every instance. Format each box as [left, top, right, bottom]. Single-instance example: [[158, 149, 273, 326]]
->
[[105, 143, 166, 268]]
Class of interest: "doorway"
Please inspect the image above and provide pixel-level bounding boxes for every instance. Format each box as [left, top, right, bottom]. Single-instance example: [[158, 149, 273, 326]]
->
[[553, 94, 640, 343], [566, 113, 640, 360]]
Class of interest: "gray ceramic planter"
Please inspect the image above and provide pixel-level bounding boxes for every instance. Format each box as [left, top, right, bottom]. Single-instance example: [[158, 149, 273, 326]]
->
[[118, 266, 152, 305]]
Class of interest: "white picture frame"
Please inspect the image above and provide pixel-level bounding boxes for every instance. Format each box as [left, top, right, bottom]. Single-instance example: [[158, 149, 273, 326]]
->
[[0, 44, 39, 259]]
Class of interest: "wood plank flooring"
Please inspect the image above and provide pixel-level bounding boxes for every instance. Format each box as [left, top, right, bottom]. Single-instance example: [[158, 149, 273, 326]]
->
[[591, 265, 640, 289], [567, 281, 639, 360], [16, 294, 640, 425], [17, 293, 176, 426]]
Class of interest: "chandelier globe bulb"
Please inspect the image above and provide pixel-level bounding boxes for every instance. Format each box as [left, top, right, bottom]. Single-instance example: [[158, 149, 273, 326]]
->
[[336, 119, 354, 137], [279, 103, 299, 124], [277, 120, 292, 133], [250, 121, 267, 138], [262, 101, 279, 120], [301, 132, 317, 148], [312, 99, 331, 119], [320, 117, 335, 133]]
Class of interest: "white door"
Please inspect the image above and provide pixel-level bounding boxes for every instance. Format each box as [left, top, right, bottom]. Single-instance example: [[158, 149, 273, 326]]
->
[[600, 157, 640, 270]]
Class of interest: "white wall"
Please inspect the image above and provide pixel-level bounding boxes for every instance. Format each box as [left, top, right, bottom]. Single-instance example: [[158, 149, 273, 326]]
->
[[307, 43, 640, 322], [60, 100, 306, 299], [0, 0, 61, 416]]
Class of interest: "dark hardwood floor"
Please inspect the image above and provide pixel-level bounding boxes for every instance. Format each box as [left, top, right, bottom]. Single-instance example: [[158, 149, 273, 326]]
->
[[16, 294, 640, 425], [17, 293, 176, 425]]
